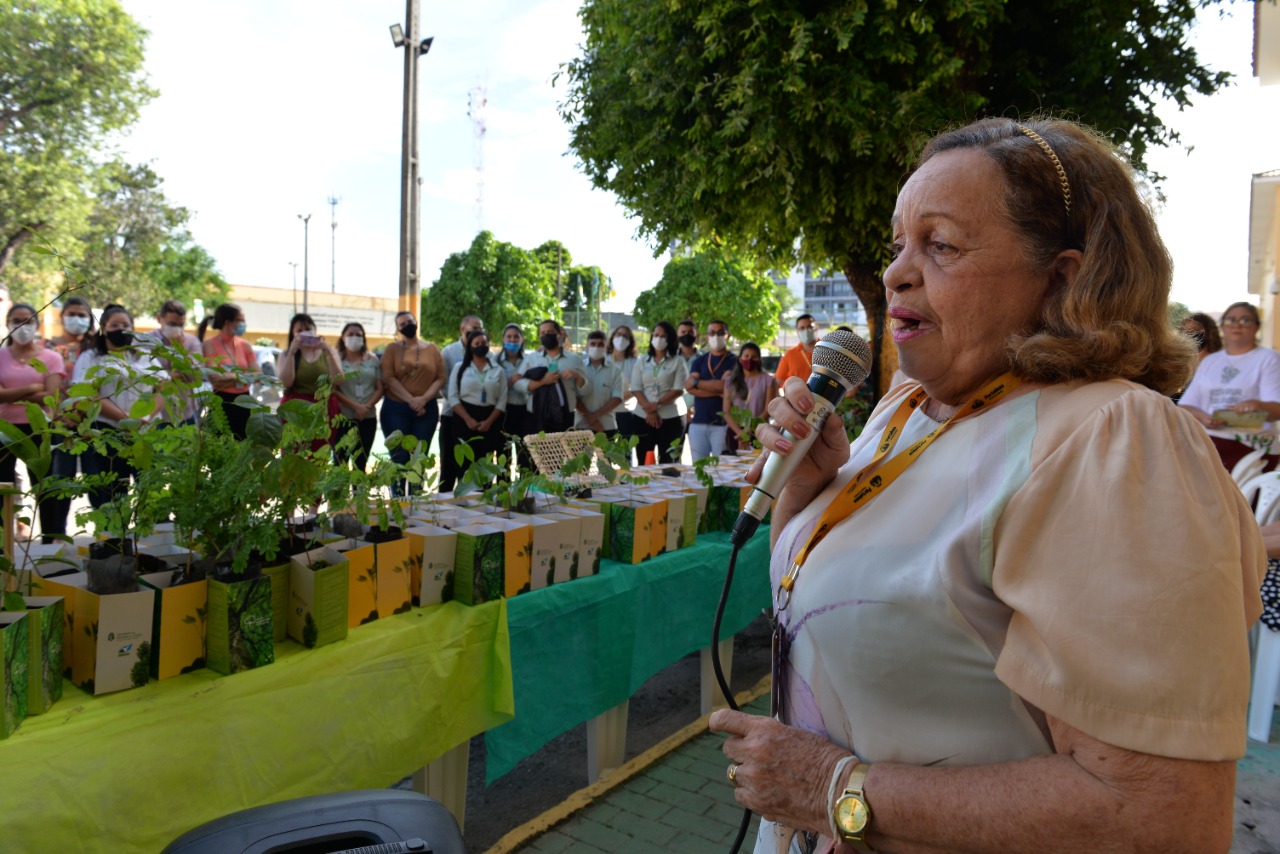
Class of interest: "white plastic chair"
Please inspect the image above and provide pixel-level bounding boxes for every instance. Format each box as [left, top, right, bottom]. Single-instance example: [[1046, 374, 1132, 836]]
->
[[1247, 473, 1280, 742], [1233, 447, 1269, 487]]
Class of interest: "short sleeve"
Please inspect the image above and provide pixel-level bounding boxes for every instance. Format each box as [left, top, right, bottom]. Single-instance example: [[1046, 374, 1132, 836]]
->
[[1257, 348, 1280, 404], [40, 349, 66, 378], [992, 385, 1264, 760], [671, 356, 689, 391]]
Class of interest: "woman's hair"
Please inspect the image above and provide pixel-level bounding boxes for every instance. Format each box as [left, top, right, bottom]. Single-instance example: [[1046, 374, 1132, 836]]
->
[[286, 313, 317, 348], [197, 303, 242, 341], [727, 342, 762, 402], [1222, 302, 1260, 324], [646, 321, 678, 360], [7, 302, 38, 321], [916, 116, 1194, 394], [94, 305, 134, 354], [337, 322, 368, 358], [1185, 312, 1221, 354], [454, 328, 492, 393], [607, 325, 636, 360]]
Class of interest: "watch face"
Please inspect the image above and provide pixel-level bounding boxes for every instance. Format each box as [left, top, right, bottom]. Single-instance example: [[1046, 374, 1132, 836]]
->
[[836, 795, 869, 835]]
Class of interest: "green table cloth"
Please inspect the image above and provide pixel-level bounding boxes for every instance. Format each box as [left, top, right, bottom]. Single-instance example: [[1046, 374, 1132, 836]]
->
[[485, 529, 771, 783], [3, 599, 514, 853]]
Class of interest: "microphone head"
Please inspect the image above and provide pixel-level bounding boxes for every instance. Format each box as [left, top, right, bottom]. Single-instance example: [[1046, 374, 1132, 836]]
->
[[812, 329, 872, 388]]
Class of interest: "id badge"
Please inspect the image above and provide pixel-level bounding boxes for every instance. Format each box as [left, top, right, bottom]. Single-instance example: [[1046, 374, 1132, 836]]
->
[[481, 388, 487, 404]]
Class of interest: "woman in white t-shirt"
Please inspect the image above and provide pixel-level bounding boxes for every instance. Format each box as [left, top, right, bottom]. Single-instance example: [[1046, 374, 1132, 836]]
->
[[1179, 301, 1280, 469]]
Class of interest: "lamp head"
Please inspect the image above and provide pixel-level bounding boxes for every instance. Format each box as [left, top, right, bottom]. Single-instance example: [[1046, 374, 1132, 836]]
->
[[419, 36, 434, 55], [389, 23, 406, 46]]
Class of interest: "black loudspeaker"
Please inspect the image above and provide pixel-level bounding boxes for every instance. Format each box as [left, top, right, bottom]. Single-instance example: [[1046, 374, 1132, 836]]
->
[[161, 790, 464, 854]]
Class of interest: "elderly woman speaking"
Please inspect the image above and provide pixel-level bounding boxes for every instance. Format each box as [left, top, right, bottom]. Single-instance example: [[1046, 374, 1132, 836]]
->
[[710, 117, 1265, 853]]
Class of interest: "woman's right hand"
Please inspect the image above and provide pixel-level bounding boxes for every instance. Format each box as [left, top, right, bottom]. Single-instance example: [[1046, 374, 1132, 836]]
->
[[749, 377, 850, 529]]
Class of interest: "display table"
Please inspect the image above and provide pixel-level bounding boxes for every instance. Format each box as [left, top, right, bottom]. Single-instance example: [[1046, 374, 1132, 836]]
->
[[5, 599, 514, 853], [485, 529, 771, 783]]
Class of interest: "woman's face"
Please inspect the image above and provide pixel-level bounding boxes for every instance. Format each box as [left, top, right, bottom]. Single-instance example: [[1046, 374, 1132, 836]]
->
[[7, 307, 35, 340], [883, 148, 1055, 405], [471, 336, 490, 354], [62, 305, 90, 324], [102, 312, 133, 346], [503, 328, 522, 345], [1220, 307, 1258, 350], [292, 321, 315, 339]]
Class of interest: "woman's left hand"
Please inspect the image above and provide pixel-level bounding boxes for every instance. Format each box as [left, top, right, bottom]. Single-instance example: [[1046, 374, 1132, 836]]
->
[[709, 709, 853, 835], [1232, 399, 1264, 414]]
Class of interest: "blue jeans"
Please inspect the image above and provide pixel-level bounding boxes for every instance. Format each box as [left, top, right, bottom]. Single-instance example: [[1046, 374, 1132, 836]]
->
[[379, 397, 439, 496], [688, 422, 727, 461]]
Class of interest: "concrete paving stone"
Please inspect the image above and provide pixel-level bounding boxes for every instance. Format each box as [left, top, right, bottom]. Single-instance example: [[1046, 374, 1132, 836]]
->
[[688, 756, 734, 784], [664, 752, 694, 770], [606, 789, 672, 821], [623, 775, 657, 795], [647, 781, 717, 815], [583, 803, 620, 825], [562, 817, 633, 851], [706, 799, 754, 830], [649, 763, 711, 794], [607, 808, 682, 846], [659, 801, 741, 843], [524, 830, 576, 853]]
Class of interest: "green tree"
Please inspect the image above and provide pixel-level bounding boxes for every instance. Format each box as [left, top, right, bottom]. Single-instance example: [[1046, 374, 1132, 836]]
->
[[634, 247, 781, 345], [1168, 301, 1192, 327], [559, 0, 1230, 394], [141, 232, 231, 312], [422, 231, 561, 345], [0, 0, 155, 275]]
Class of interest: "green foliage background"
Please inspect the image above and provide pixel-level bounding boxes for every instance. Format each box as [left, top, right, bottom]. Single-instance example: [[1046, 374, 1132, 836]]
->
[[635, 247, 781, 345]]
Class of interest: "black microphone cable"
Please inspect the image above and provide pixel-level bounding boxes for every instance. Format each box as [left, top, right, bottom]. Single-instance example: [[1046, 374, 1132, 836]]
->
[[711, 538, 753, 854]]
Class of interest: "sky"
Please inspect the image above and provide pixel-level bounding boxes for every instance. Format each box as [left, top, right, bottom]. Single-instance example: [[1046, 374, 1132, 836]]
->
[[116, 0, 1280, 317]]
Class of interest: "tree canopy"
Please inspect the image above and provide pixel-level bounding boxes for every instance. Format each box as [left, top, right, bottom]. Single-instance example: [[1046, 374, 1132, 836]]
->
[[634, 247, 781, 346], [559, 0, 1231, 392], [0, 0, 154, 275], [422, 231, 562, 345]]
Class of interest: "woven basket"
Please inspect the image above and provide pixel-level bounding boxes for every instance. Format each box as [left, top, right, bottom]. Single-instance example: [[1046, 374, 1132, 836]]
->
[[522, 430, 612, 488]]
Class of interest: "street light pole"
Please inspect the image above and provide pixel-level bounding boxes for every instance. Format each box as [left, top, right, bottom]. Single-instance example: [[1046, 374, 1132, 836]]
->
[[289, 261, 299, 313], [298, 214, 312, 314], [390, 2, 432, 319]]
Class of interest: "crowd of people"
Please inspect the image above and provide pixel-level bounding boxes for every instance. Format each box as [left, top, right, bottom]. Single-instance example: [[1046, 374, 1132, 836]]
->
[[0, 295, 821, 537]]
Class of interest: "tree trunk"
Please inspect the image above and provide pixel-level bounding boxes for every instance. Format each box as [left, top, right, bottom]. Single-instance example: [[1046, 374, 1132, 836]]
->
[[0, 225, 44, 275], [843, 261, 896, 402]]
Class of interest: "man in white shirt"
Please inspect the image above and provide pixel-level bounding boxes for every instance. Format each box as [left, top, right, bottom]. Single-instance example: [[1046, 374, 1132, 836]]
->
[[574, 329, 623, 436]]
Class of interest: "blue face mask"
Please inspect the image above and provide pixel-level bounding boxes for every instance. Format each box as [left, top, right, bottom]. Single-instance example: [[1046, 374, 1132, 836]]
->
[[503, 341, 522, 355], [234, 321, 247, 336]]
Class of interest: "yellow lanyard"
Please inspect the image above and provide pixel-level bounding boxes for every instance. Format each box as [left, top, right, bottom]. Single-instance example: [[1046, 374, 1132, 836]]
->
[[775, 373, 1021, 611]]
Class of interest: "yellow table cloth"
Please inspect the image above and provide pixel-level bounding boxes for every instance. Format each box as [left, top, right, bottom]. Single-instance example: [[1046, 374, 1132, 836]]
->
[[1, 599, 513, 853]]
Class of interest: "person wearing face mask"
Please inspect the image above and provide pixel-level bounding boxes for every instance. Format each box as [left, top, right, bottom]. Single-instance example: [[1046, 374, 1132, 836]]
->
[[381, 311, 446, 496], [631, 320, 689, 464], [199, 303, 260, 440], [143, 299, 203, 426], [0, 304, 67, 541], [496, 323, 534, 470], [71, 305, 165, 509], [686, 319, 738, 461], [46, 296, 95, 370], [722, 341, 779, 454], [437, 315, 484, 493], [277, 313, 345, 452], [513, 318, 590, 436], [676, 319, 701, 425], [607, 325, 641, 460], [574, 330, 624, 437], [775, 313, 821, 390], [332, 322, 383, 473], [45, 296, 96, 538], [446, 329, 507, 481]]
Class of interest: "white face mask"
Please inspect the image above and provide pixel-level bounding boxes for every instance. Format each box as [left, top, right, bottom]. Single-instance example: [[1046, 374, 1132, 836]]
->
[[707, 334, 726, 351], [63, 315, 91, 336], [162, 324, 184, 339], [587, 345, 605, 361], [612, 335, 629, 353], [344, 335, 364, 351], [8, 322, 36, 345], [651, 336, 667, 352], [798, 328, 816, 345]]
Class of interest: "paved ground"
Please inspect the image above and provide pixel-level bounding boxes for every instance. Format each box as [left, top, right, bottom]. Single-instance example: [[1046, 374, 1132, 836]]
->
[[489, 692, 1280, 854]]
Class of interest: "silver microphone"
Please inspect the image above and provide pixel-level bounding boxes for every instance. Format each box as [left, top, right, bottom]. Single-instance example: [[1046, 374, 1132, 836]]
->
[[729, 329, 872, 546]]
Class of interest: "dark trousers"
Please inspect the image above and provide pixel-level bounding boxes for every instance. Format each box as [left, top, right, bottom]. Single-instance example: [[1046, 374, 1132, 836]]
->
[[80, 422, 137, 510], [616, 411, 644, 465], [635, 415, 685, 465], [333, 415, 377, 473], [0, 422, 66, 540], [502, 405, 535, 473], [213, 391, 251, 440], [379, 397, 439, 496], [454, 402, 501, 484]]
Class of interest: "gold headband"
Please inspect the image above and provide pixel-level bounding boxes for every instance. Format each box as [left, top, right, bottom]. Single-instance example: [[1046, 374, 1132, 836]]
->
[[1016, 125, 1072, 216]]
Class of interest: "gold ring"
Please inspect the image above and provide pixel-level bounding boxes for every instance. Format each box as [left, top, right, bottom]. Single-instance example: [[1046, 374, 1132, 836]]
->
[[727, 762, 740, 786]]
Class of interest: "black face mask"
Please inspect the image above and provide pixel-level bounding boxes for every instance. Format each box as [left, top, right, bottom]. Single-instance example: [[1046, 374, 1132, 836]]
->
[[400, 322, 417, 339], [678, 334, 696, 348], [470, 344, 489, 358], [540, 333, 560, 350], [106, 329, 133, 348]]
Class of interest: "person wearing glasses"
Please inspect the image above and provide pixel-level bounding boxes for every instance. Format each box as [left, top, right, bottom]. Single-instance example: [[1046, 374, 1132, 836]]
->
[[1179, 302, 1280, 470]]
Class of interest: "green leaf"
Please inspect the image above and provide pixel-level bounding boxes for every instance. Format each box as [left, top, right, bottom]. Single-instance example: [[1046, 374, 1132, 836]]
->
[[246, 411, 283, 448], [129, 396, 157, 419], [2, 591, 24, 612]]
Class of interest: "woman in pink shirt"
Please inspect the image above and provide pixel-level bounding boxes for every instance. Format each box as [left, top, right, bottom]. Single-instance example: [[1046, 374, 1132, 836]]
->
[[0, 303, 66, 540]]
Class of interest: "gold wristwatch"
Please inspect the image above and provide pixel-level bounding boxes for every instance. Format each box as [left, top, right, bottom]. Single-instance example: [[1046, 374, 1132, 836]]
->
[[832, 762, 872, 845]]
